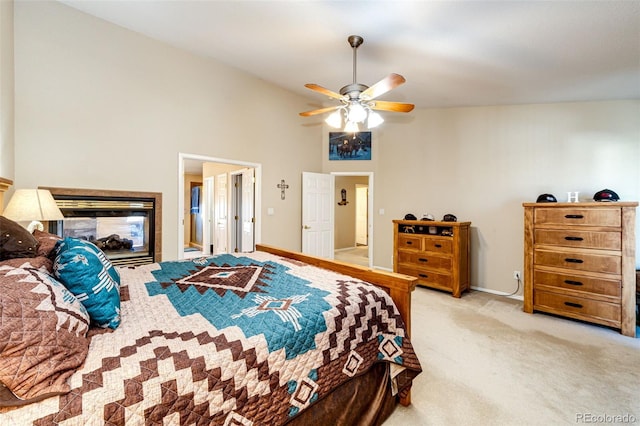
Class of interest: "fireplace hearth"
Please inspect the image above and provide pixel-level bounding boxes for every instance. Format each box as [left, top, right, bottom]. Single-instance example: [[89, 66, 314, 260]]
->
[[42, 187, 162, 266]]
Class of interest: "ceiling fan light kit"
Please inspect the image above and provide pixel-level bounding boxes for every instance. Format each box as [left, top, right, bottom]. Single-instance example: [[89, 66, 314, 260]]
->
[[300, 35, 414, 131], [324, 110, 342, 128], [367, 111, 384, 128], [347, 102, 367, 123]]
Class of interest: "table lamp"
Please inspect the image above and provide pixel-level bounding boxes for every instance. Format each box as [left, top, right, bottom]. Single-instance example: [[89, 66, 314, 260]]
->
[[2, 189, 64, 232]]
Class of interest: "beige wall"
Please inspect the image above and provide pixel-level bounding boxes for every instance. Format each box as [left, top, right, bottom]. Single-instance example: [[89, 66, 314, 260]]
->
[[322, 101, 640, 294], [9, 1, 640, 297], [202, 162, 245, 179], [13, 1, 320, 259], [0, 0, 14, 184]]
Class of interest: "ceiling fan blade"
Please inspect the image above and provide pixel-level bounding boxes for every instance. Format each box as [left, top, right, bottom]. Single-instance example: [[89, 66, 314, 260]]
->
[[361, 73, 406, 100], [299, 105, 341, 117], [370, 100, 415, 113], [304, 84, 344, 100]]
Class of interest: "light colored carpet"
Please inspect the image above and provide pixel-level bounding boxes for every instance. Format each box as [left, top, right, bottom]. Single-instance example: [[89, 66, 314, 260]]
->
[[334, 246, 369, 267], [384, 287, 640, 425]]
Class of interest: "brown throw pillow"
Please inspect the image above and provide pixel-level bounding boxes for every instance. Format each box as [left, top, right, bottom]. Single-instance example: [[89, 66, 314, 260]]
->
[[0, 216, 39, 260], [33, 229, 61, 258]]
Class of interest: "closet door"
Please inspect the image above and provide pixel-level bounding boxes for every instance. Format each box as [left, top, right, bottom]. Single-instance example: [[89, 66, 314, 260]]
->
[[214, 173, 228, 254], [240, 168, 255, 252]]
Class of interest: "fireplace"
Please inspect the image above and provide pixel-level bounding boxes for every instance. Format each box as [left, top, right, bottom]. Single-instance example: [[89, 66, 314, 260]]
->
[[42, 187, 162, 266]]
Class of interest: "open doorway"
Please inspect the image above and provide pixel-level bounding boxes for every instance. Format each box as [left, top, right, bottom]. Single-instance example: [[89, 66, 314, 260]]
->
[[178, 153, 261, 260], [188, 181, 203, 251], [332, 173, 373, 267]]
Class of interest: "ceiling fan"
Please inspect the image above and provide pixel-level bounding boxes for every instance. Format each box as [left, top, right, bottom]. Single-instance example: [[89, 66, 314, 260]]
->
[[299, 35, 414, 131]]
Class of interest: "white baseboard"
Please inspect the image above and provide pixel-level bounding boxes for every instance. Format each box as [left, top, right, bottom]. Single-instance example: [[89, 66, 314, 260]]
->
[[471, 285, 524, 301]]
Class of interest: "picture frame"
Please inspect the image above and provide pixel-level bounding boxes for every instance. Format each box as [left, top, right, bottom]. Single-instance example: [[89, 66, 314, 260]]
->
[[329, 131, 372, 161]]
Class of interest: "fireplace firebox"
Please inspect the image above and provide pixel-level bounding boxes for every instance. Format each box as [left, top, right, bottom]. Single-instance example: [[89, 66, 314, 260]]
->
[[42, 187, 162, 266]]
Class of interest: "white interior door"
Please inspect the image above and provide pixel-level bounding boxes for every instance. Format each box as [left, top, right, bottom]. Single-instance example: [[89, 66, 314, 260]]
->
[[240, 168, 255, 252], [214, 173, 228, 254], [202, 177, 214, 255], [355, 184, 368, 246], [302, 172, 334, 258]]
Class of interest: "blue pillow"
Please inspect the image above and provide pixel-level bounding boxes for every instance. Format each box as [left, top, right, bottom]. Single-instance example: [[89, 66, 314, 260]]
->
[[53, 237, 121, 329]]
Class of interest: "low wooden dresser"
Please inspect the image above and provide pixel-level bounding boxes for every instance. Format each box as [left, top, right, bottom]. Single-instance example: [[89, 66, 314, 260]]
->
[[393, 219, 471, 297], [523, 202, 638, 337]]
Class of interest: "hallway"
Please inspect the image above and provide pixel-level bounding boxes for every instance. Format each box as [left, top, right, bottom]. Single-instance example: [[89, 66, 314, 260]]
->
[[334, 246, 369, 267]]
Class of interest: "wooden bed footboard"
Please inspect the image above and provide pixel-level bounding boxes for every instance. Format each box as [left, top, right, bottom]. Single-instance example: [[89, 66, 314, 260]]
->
[[255, 244, 418, 406]]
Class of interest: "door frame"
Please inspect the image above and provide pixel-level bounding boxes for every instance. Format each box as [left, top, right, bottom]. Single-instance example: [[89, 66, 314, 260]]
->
[[331, 171, 374, 267], [188, 181, 203, 248], [178, 153, 262, 259], [202, 176, 214, 255], [355, 183, 368, 246]]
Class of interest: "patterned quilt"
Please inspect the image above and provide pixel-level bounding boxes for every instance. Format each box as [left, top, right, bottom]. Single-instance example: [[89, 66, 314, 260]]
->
[[0, 251, 421, 425]]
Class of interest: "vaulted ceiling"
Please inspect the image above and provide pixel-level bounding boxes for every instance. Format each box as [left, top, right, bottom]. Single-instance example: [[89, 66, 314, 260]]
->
[[58, 0, 640, 109]]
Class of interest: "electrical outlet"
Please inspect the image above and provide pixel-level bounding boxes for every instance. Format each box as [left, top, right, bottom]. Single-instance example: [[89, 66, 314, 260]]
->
[[513, 271, 521, 280]]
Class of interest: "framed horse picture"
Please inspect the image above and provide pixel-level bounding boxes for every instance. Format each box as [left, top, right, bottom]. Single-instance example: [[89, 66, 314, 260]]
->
[[329, 131, 372, 161]]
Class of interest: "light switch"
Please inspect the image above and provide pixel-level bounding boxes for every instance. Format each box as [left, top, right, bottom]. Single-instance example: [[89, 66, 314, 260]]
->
[[379, 208, 385, 215], [267, 207, 275, 216]]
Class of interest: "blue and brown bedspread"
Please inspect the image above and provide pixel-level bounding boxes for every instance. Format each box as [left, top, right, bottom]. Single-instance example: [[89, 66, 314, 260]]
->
[[1, 251, 421, 425]]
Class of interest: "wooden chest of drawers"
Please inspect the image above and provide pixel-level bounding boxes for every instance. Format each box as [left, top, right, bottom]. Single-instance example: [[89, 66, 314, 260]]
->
[[523, 202, 638, 337], [393, 220, 471, 297]]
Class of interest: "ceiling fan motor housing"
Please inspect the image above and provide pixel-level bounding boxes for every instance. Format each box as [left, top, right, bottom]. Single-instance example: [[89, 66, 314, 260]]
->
[[340, 83, 369, 100]]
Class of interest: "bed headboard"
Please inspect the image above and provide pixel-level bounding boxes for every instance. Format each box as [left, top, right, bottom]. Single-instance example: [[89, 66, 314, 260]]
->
[[0, 177, 12, 214]]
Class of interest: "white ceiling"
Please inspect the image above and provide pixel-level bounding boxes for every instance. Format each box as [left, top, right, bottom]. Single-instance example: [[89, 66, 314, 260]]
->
[[58, 0, 640, 110]]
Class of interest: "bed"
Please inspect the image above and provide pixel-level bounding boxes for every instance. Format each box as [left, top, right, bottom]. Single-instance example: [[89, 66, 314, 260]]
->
[[0, 194, 421, 425]]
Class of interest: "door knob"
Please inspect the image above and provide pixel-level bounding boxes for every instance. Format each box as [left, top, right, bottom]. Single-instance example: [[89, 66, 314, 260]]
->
[[303, 225, 311, 229]]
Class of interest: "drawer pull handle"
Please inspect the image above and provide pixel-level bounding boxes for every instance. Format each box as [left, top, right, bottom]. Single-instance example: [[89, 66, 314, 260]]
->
[[419, 274, 429, 278], [564, 280, 583, 286], [564, 236, 584, 241], [434, 244, 442, 248], [564, 258, 584, 264], [406, 241, 413, 245], [564, 214, 584, 219], [418, 258, 428, 262], [564, 302, 583, 309]]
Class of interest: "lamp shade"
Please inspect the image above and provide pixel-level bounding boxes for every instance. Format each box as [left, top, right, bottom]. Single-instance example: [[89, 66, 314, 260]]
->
[[347, 102, 367, 123], [3, 189, 64, 232], [367, 111, 384, 128]]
